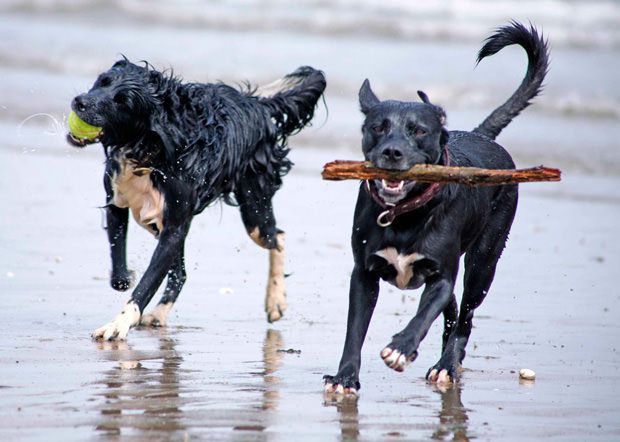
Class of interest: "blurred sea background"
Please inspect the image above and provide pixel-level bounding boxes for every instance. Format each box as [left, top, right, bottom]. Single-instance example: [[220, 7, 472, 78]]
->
[[0, 0, 619, 175]]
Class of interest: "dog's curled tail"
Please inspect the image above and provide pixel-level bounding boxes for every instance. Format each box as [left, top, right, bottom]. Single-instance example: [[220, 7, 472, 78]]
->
[[255, 66, 327, 139], [473, 21, 549, 140]]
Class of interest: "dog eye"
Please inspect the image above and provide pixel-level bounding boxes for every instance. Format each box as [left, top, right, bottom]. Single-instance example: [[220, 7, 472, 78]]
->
[[113, 92, 127, 104], [372, 121, 388, 134], [99, 76, 112, 87], [408, 124, 426, 137]]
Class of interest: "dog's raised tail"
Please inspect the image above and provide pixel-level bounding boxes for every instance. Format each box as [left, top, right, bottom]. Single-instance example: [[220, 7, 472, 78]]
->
[[473, 21, 549, 140], [256, 66, 326, 138]]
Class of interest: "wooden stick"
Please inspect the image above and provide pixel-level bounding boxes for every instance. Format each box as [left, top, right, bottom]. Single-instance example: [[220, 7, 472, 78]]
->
[[322, 160, 561, 186]]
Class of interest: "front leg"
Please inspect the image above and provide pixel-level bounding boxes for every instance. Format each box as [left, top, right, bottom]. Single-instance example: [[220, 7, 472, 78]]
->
[[104, 167, 133, 291], [92, 219, 191, 341], [93, 179, 194, 341], [105, 204, 134, 291], [380, 277, 454, 372], [324, 265, 379, 395]]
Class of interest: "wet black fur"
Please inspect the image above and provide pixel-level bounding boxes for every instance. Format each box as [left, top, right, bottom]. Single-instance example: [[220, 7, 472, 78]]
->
[[70, 59, 325, 316], [325, 22, 549, 390]]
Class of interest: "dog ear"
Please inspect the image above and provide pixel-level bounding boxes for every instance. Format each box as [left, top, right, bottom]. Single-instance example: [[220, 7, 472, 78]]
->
[[359, 79, 380, 114], [149, 116, 177, 164], [421, 92, 449, 146], [418, 90, 447, 126], [417, 90, 430, 104]]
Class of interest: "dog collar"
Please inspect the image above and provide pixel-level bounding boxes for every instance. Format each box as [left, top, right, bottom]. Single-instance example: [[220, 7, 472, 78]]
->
[[365, 147, 450, 227]]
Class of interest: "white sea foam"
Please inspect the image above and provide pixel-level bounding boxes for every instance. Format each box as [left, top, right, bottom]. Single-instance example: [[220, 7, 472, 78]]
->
[[5, 0, 617, 48], [124, 0, 620, 48]]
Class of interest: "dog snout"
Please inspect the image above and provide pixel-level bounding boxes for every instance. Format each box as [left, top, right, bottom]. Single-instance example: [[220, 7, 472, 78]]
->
[[373, 142, 428, 170], [72, 95, 89, 113], [381, 145, 404, 162], [374, 142, 412, 170]]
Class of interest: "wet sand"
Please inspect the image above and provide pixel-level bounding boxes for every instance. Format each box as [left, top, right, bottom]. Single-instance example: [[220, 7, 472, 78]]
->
[[1, 143, 619, 441], [1, 3, 620, 441]]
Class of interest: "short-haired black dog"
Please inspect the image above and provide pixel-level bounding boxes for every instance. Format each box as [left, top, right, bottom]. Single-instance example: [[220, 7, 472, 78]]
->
[[324, 22, 548, 394], [67, 59, 325, 341]]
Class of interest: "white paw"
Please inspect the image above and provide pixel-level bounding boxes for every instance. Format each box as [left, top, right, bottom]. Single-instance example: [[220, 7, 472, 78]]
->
[[324, 382, 358, 397], [427, 368, 452, 387], [380, 347, 411, 372], [92, 301, 140, 341], [140, 302, 173, 327]]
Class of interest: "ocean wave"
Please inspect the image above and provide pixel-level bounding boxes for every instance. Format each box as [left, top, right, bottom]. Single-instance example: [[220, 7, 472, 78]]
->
[[0, 0, 106, 13], [376, 84, 620, 121], [4, 0, 618, 48], [120, 0, 620, 49]]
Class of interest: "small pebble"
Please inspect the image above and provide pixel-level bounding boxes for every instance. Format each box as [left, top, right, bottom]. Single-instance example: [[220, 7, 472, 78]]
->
[[219, 287, 233, 295], [519, 368, 536, 380]]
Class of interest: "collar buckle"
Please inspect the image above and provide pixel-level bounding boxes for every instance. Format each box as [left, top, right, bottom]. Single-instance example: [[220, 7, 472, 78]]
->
[[376, 210, 393, 227]]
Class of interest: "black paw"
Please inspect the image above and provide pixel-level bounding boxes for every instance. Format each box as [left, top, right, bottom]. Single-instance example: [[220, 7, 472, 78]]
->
[[380, 335, 419, 372], [323, 372, 360, 395], [426, 355, 462, 385], [110, 270, 134, 291]]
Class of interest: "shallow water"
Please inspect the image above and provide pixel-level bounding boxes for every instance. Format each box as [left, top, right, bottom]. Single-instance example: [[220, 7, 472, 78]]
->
[[1, 145, 619, 440], [1, 2, 620, 441]]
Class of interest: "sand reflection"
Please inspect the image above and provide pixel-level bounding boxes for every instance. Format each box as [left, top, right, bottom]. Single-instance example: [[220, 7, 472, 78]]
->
[[261, 328, 284, 411], [93, 330, 186, 438], [431, 384, 470, 441]]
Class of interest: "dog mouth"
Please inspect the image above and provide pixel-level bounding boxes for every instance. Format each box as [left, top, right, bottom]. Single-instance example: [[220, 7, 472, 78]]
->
[[375, 179, 417, 204], [66, 132, 103, 147], [66, 110, 104, 148]]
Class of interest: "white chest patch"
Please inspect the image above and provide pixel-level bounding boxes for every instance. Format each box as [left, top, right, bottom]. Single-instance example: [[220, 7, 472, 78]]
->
[[375, 247, 425, 289], [111, 158, 164, 236]]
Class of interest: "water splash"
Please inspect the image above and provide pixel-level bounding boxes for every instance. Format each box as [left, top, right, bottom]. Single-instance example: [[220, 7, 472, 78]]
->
[[16, 112, 67, 153], [17, 112, 66, 137]]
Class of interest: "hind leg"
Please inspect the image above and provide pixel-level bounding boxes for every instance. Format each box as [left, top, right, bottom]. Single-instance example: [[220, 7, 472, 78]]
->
[[140, 244, 186, 327], [236, 175, 287, 323], [428, 189, 518, 384], [442, 294, 458, 353]]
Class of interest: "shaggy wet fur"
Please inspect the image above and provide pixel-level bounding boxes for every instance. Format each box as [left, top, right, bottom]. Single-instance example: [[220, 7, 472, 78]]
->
[[69, 59, 326, 340]]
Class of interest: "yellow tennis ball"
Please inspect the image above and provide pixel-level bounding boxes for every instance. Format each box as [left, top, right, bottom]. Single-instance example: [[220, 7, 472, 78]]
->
[[68, 111, 102, 140]]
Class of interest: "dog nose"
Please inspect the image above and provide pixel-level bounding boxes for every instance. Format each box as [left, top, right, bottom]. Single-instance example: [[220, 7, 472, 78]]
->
[[381, 146, 403, 161], [72, 95, 88, 113]]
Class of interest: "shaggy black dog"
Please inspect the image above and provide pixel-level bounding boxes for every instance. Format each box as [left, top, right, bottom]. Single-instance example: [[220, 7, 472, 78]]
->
[[68, 59, 326, 341], [324, 22, 549, 394]]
